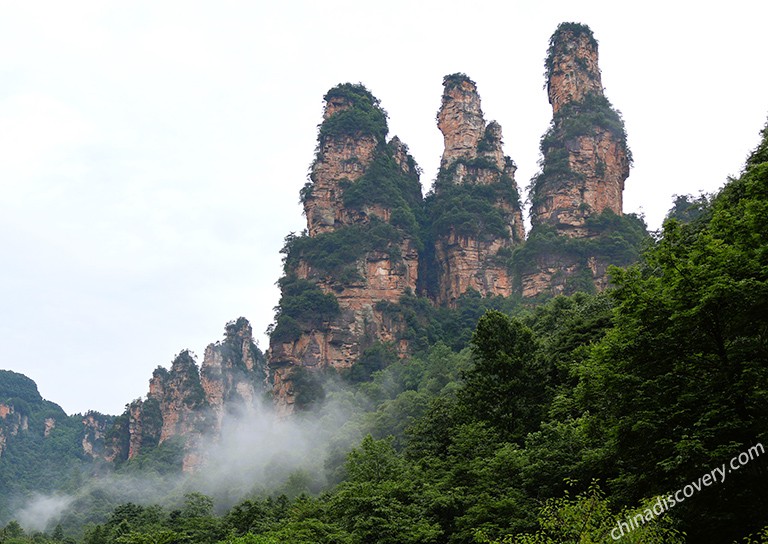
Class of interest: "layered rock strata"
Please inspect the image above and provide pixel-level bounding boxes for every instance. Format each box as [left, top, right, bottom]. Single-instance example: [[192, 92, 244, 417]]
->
[[98, 318, 266, 470], [431, 74, 525, 305], [269, 84, 423, 414], [523, 23, 632, 296]]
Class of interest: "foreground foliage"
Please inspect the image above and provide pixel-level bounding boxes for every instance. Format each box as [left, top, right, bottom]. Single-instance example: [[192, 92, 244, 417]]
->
[[3, 124, 768, 543]]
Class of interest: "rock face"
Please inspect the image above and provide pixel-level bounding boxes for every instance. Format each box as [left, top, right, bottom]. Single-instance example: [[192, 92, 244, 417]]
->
[[438, 76, 486, 170], [430, 75, 525, 305], [0, 403, 28, 458], [43, 417, 56, 437], [546, 27, 604, 115], [100, 318, 267, 470], [305, 132, 378, 237], [530, 23, 630, 237], [519, 254, 611, 299], [81, 412, 115, 460], [200, 318, 266, 429], [269, 84, 423, 414], [522, 23, 632, 296]]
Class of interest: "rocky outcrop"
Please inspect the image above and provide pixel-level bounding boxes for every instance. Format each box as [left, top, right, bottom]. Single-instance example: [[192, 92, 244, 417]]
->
[[269, 84, 423, 414], [0, 403, 27, 458], [430, 75, 525, 305], [532, 130, 627, 236], [0, 402, 32, 458], [520, 254, 611, 298], [150, 351, 208, 445], [546, 26, 604, 115], [200, 317, 267, 430], [522, 23, 633, 297], [438, 76, 486, 170], [305, 133, 378, 237], [530, 23, 630, 237], [43, 417, 56, 437], [266, 26, 639, 410], [99, 318, 267, 470], [273, 242, 417, 372], [81, 412, 115, 460]]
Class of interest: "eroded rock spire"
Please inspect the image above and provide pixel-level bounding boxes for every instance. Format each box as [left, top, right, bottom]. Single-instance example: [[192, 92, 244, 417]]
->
[[530, 23, 630, 237], [429, 74, 525, 305]]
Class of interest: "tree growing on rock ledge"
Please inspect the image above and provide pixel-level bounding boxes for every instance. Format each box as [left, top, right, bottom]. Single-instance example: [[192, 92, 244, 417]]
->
[[515, 22, 647, 298], [269, 83, 424, 414]]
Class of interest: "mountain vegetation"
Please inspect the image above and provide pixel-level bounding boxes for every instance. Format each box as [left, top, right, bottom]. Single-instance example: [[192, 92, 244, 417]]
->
[[2, 119, 767, 543], [2, 20, 767, 544]]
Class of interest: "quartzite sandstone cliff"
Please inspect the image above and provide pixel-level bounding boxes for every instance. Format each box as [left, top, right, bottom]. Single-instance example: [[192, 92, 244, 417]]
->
[[88, 318, 267, 471], [522, 23, 633, 297], [266, 24, 638, 410], [431, 75, 525, 305], [531, 24, 630, 236], [269, 84, 423, 413]]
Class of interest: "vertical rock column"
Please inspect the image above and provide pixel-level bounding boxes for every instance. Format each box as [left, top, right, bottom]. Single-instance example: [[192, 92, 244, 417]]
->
[[98, 319, 266, 471], [530, 23, 630, 236], [430, 74, 525, 305], [268, 84, 424, 414], [522, 23, 633, 297], [304, 93, 379, 236]]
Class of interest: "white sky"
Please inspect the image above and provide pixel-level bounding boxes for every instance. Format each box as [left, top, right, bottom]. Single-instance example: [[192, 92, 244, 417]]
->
[[1, 1, 766, 415]]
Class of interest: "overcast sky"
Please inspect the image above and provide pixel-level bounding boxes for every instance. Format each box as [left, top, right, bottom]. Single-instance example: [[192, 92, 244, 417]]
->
[[1, 1, 766, 415]]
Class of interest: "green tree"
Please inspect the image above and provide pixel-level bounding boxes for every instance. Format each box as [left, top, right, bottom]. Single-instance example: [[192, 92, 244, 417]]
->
[[181, 493, 214, 519], [476, 483, 683, 544], [331, 436, 441, 543], [2, 521, 25, 538], [579, 120, 768, 541], [460, 311, 544, 442]]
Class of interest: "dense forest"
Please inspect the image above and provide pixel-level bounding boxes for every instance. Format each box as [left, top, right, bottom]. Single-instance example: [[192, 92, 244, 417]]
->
[[1, 118, 766, 543]]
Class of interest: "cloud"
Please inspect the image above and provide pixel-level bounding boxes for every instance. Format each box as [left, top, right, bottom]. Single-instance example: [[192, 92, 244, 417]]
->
[[15, 494, 75, 533], [10, 392, 361, 530], [190, 398, 355, 499]]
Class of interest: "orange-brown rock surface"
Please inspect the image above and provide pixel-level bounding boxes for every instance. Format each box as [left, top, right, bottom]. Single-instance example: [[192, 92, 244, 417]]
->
[[524, 23, 633, 297], [200, 317, 266, 430], [431, 75, 525, 305], [305, 133, 378, 237], [438, 76, 486, 170], [269, 84, 423, 414], [546, 27, 604, 115], [534, 129, 628, 237], [98, 318, 266, 470], [520, 254, 611, 298], [530, 24, 630, 237]]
